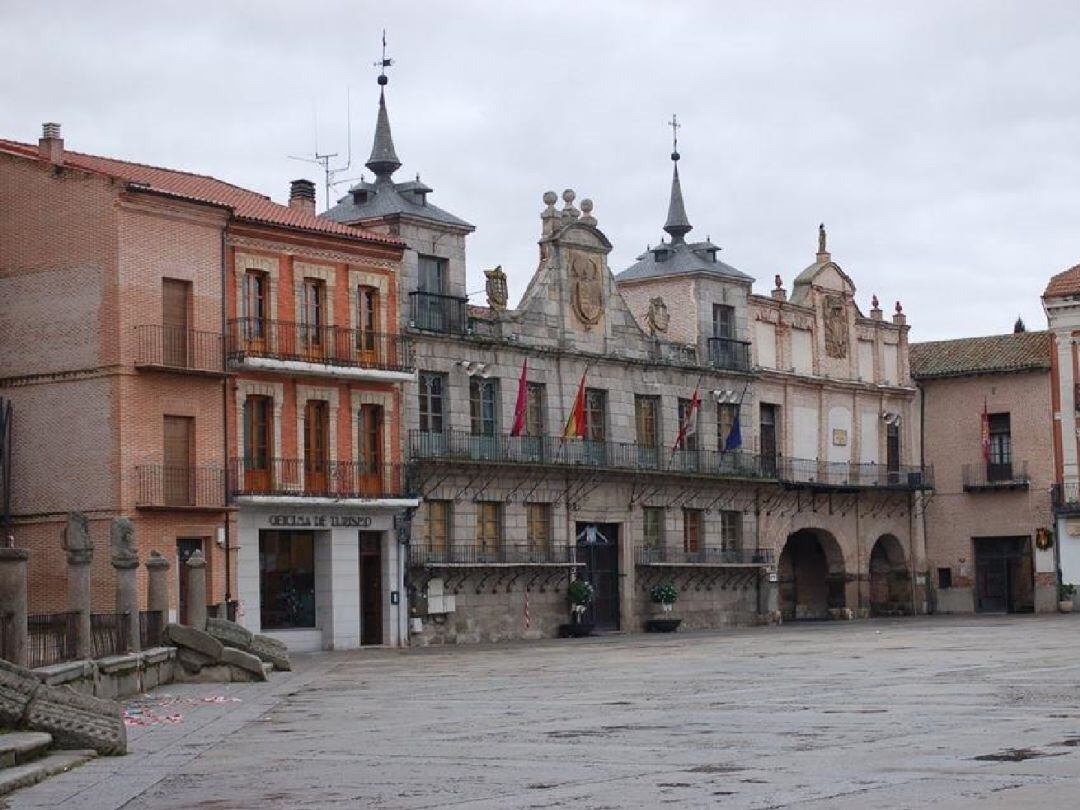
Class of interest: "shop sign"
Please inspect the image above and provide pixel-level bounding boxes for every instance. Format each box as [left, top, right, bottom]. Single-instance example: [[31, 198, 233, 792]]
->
[[268, 514, 373, 528]]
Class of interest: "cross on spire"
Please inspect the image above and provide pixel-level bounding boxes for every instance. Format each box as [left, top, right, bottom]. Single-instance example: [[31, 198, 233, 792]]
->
[[668, 113, 681, 161], [663, 113, 691, 243], [366, 30, 401, 180]]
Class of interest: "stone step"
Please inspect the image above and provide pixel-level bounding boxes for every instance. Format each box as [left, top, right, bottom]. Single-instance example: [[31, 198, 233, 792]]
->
[[0, 732, 53, 768], [0, 749, 96, 797]]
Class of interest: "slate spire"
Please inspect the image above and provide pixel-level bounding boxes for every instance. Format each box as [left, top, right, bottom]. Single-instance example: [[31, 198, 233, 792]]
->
[[663, 114, 692, 244], [366, 32, 401, 181]]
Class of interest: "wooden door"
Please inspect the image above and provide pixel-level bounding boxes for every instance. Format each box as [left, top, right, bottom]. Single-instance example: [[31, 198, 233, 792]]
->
[[357, 286, 379, 365], [301, 279, 326, 360], [359, 532, 383, 645], [304, 400, 330, 494], [242, 271, 268, 353], [243, 395, 273, 492], [163, 415, 194, 505], [760, 404, 778, 476], [576, 523, 620, 631], [162, 279, 191, 367], [357, 404, 383, 495]]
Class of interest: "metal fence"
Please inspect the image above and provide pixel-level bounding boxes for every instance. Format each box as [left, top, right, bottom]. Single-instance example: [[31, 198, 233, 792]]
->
[[707, 337, 754, 372], [227, 318, 415, 372], [26, 612, 79, 668], [409, 543, 575, 566], [635, 546, 775, 566], [230, 459, 410, 499], [90, 612, 131, 658], [135, 464, 227, 508], [777, 457, 933, 491], [962, 461, 1029, 490], [135, 324, 224, 373], [139, 610, 164, 649], [407, 292, 469, 334]]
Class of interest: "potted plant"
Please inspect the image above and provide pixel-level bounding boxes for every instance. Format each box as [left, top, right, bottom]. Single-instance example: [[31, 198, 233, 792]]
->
[[646, 581, 681, 633], [1059, 582, 1075, 613], [560, 578, 595, 638]]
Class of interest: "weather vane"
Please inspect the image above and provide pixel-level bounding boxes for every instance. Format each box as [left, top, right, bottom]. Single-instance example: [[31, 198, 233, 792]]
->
[[668, 113, 681, 161], [375, 30, 393, 85]]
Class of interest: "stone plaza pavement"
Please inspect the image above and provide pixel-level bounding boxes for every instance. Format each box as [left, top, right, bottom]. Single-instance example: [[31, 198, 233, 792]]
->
[[7, 616, 1080, 809]]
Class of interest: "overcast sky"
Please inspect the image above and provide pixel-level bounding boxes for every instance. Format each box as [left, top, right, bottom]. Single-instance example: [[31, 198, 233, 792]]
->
[[4, 1, 1079, 341]]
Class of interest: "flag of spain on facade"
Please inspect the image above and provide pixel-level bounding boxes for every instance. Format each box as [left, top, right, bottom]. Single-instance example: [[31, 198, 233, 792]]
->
[[564, 369, 588, 438]]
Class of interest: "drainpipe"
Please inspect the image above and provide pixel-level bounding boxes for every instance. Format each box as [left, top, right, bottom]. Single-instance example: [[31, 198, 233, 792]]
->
[[919, 383, 930, 614], [220, 225, 233, 617]]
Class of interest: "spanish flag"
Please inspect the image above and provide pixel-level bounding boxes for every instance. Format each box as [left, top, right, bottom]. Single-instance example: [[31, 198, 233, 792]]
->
[[563, 369, 588, 438]]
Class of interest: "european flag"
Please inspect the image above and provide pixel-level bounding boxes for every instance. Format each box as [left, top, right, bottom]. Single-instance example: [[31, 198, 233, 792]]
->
[[724, 406, 742, 452]]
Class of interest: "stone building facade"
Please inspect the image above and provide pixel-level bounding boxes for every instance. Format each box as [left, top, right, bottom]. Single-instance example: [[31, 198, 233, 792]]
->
[[326, 78, 932, 643], [911, 332, 1056, 613]]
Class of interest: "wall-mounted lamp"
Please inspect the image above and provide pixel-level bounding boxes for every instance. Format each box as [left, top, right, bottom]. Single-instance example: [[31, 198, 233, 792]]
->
[[881, 411, 902, 426]]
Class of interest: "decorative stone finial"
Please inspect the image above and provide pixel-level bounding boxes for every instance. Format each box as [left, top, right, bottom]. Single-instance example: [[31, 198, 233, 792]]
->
[[870, 294, 883, 321], [895, 300, 903, 314], [872, 294, 880, 309], [561, 189, 579, 219], [771, 274, 787, 303], [817, 223, 830, 262], [579, 198, 596, 226], [542, 190, 557, 209], [110, 517, 138, 569], [146, 549, 170, 571], [186, 548, 207, 569], [484, 265, 508, 311], [774, 274, 783, 290]]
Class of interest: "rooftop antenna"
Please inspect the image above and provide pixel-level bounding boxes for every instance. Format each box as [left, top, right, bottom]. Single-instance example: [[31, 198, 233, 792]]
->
[[287, 87, 354, 211]]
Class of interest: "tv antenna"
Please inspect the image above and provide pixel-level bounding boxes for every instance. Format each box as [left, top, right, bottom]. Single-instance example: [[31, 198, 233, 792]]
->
[[287, 88, 353, 211]]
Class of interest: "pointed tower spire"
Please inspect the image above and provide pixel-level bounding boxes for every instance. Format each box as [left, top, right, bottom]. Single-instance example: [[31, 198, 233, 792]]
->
[[663, 114, 692, 244], [366, 31, 401, 181]]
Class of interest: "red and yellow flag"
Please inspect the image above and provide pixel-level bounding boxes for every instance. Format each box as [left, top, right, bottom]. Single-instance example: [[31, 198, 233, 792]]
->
[[510, 359, 528, 437], [563, 370, 588, 438]]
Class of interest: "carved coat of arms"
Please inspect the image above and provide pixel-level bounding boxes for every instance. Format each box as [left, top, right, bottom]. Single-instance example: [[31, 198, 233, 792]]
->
[[570, 253, 603, 326], [484, 265, 508, 311], [646, 296, 669, 333], [823, 295, 848, 359]]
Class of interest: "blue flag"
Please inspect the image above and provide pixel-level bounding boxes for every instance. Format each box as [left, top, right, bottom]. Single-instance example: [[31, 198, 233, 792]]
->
[[723, 406, 742, 452]]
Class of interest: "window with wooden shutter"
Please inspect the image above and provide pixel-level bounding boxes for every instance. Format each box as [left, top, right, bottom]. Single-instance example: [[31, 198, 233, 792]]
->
[[163, 415, 193, 505], [683, 508, 702, 554], [526, 503, 552, 551], [161, 279, 191, 367]]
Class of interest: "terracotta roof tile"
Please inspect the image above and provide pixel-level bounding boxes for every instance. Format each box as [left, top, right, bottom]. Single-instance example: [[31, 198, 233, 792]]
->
[[1044, 263, 1080, 298], [0, 138, 402, 248], [910, 331, 1051, 379]]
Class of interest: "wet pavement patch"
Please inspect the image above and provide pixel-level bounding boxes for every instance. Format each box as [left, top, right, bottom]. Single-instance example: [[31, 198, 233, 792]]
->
[[973, 748, 1065, 762]]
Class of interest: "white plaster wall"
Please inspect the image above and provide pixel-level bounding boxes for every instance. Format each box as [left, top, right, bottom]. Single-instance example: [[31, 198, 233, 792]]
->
[[314, 530, 334, 648], [791, 329, 813, 375], [1059, 516, 1080, 587], [884, 342, 899, 385], [793, 406, 819, 459], [329, 527, 360, 649], [860, 409, 880, 464], [827, 406, 852, 464], [858, 340, 874, 383], [756, 321, 777, 369]]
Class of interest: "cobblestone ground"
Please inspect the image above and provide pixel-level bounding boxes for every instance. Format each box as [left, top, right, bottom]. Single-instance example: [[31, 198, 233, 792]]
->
[[7, 615, 1080, 809]]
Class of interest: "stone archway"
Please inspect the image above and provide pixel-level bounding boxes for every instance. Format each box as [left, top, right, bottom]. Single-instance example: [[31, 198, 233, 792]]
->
[[869, 534, 911, 616], [778, 528, 846, 620]]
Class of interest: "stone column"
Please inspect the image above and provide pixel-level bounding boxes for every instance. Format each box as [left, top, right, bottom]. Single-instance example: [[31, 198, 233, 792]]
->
[[145, 551, 170, 617], [110, 518, 140, 653], [62, 512, 93, 659], [185, 549, 208, 631], [0, 547, 30, 667]]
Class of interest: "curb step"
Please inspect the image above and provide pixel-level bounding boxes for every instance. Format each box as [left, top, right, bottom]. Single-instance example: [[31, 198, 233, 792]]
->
[[0, 749, 97, 797], [0, 732, 53, 769]]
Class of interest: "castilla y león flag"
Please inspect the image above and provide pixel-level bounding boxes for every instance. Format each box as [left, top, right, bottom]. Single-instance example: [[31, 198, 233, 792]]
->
[[563, 369, 588, 438]]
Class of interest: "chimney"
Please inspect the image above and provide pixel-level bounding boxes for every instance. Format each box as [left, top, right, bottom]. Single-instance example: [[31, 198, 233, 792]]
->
[[289, 179, 316, 215], [38, 122, 63, 165]]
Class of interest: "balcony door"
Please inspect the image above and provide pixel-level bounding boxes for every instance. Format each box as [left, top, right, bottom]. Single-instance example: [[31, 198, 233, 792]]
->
[[163, 415, 194, 506], [760, 404, 778, 477], [300, 278, 327, 360], [635, 396, 660, 469], [242, 270, 268, 352], [304, 400, 330, 494], [417, 255, 447, 331], [162, 279, 191, 367], [357, 404, 384, 496], [243, 395, 273, 492], [583, 388, 607, 465], [356, 286, 379, 365]]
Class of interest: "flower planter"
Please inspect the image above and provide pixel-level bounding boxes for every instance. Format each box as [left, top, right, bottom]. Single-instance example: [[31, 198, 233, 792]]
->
[[559, 622, 594, 638], [1059, 600, 1074, 613], [645, 618, 682, 633]]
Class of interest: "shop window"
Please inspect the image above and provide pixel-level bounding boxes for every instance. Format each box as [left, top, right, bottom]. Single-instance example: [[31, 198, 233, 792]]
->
[[259, 531, 315, 630]]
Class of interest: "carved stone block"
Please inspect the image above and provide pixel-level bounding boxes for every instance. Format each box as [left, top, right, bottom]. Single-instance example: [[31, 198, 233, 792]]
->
[[221, 647, 267, 680], [250, 634, 292, 671], [23, 683, 126, 755], [0, 658, 39, 727], [165, 623, 224, 660], [206, 617, 254, 651], [176, 647, 215, 674]]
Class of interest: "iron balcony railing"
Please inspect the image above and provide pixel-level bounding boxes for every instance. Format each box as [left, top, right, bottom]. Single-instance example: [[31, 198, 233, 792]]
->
[[635, 546, 775, 566], [26, 612, 79, 668], [409, 543, 576, 566], [962, 461, 1030, 491], [230, 459, 412, 500], [409, 430, 774, 480], [707, 337, 754, 373], [1052, 483, 1080, 513], [135, 324, 225, 374], [777, 457, 933, 490], [135, 465, 227, 509], [227, 318, 415, 373], [408, 291, 469, 334]]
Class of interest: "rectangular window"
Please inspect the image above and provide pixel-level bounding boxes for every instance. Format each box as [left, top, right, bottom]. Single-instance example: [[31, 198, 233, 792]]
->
[[525, 382, 545, 436], [243, 395, 273, 469], [259, 531, 316, 630], [356, 286, 378, 351], [163, 415, 194, 506], [635, 395, 660, 448], [886, 421, 900, 478], [477, 502, 502, 555], [717, 403, 737, 451], [683, 509, 702, 555], [418, 372, 446, 433], [712, 304, 735, 339], [418, 255, 447, 294], [242, 270, 268, 339], [357, 404, 383, 474], [643, 507, 664, 550], [988, 413, 1012, 481], [426, 500, 450, 552], [760, 404, 778, 475], [937, 567, 953, 589], [720, 511, 742, 552], [585, 389, 607, 442], [300, 278, 326, 346], [526, 503, 552, 551], [469, 378, 499, 436], [677, 397, 699, 451]]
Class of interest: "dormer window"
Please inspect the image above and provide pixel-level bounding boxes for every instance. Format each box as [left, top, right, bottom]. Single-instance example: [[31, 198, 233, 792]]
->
[[352, 189, 369, 205]]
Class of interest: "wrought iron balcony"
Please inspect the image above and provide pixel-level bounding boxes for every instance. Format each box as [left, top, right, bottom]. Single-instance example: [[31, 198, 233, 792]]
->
[[135, 465, 227, 509], [409, 430, 775, 480], [135, 325, 225, 375], [229, 459, 412, 500], [1052, 482, 1080, 514], [409, 543, 577, 566], [962, 461, 1030, 492], [707, 337, 753, 373], [635, 546, 775, 566], [408, 291, 469, 334], [777, 458, 933, 491], [227, 319, 414, 375]]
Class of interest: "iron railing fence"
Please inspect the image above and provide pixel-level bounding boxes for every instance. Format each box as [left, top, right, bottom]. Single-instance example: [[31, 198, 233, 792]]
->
[[26, 611, 79, 668], [230, 459, 411, 499], [226, 318, 415, 372], [777, 457, 933, 491], [139, 610, 164, 649], [409, 543, 576, 566], [962, 460, 1030, 490], [135, 465, 227, 508], [409, 430, 774, 480], [407, 292, 469, 334], [90, 612, 131, 658], [706, 337, 754, 372], [1052, 482, 1080, 513], [635, 546, 775, 566], [135, 324, 225, 373]]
